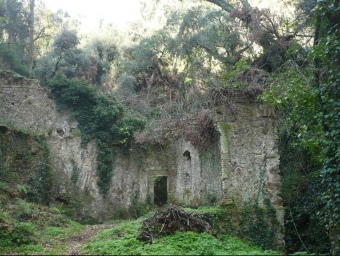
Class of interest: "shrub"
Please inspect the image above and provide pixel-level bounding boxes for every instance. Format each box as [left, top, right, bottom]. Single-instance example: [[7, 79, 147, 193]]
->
[[238, 199, 280, 251], [12, 198, 32, 219], [0, 221, 35, 247]]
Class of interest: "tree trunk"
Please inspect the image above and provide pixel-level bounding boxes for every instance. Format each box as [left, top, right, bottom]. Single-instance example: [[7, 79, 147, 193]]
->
[[28, 0, 35, 74]]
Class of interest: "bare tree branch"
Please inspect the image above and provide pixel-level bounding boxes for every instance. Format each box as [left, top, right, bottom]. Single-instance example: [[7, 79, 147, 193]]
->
[[205, 0, 235, 13]]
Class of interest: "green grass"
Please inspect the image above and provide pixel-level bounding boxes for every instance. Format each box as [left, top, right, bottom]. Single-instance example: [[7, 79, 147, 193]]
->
[[10, 244, 45, 254], [36, 220, 83, 254], [83, 219, 278, 255]]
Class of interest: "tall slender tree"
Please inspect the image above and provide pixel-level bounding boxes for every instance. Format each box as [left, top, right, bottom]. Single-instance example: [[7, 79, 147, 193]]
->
[[28, 0, 35, 72]]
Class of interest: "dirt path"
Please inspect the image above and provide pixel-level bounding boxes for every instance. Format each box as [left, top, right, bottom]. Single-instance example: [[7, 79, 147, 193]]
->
[[63, 224, 114, 255]]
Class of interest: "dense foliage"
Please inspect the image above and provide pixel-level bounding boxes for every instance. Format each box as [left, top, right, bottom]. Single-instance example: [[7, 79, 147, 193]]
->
[[260, 0, 340, 253], [278, 127, 330, 253]]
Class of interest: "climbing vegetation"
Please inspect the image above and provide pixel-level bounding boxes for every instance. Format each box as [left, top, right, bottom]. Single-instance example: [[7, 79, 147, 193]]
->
[[49, 73, 145, 194], [260, 0, 340, 253], [238, 199, 281, 251]]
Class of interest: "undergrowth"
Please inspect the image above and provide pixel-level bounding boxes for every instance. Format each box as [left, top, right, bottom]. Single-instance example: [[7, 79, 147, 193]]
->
[[238, 199, 280, 250], [0, 200, 82, 254], [83, 216, 277, 255], [0, 198, 280, 255]]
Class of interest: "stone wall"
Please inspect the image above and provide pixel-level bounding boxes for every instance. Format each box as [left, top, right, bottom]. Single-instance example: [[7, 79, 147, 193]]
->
[[214, 96, 284, 245], [0, 71, 100, 216], [215, 97, 282, 209], [0, 71, 283, 231], [0, 124, 54, 205]]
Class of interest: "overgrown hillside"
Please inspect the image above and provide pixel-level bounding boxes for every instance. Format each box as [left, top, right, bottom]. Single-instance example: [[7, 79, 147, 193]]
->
[[1, 199, 278, 255], [0, 0, 339, 254]]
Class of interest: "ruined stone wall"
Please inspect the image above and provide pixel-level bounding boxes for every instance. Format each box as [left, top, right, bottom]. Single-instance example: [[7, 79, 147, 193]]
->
[[214, 96, 284, 240], [0, 125, 48, 200], [173, 138, 223, 206], [97, 138, 223, 219], [0, 71, 101, 217], [0, 72, 282, 226]]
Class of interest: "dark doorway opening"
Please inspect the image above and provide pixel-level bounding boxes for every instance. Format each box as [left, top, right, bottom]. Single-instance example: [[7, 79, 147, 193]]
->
[[154, 176, 168, 206], [183, 150, 191, 160]]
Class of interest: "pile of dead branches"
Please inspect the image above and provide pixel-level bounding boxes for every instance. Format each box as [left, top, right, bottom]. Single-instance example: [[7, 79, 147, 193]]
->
[[137, 205, 216, 244]]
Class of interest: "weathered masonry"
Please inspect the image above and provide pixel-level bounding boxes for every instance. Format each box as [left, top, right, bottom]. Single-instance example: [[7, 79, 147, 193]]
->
[[0, 71, 283, 238]]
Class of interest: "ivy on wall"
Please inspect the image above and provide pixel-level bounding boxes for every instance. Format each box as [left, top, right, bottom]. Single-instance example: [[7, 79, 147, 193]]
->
[[238, 199, 280, 251], [49, 73, 145, 194]]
